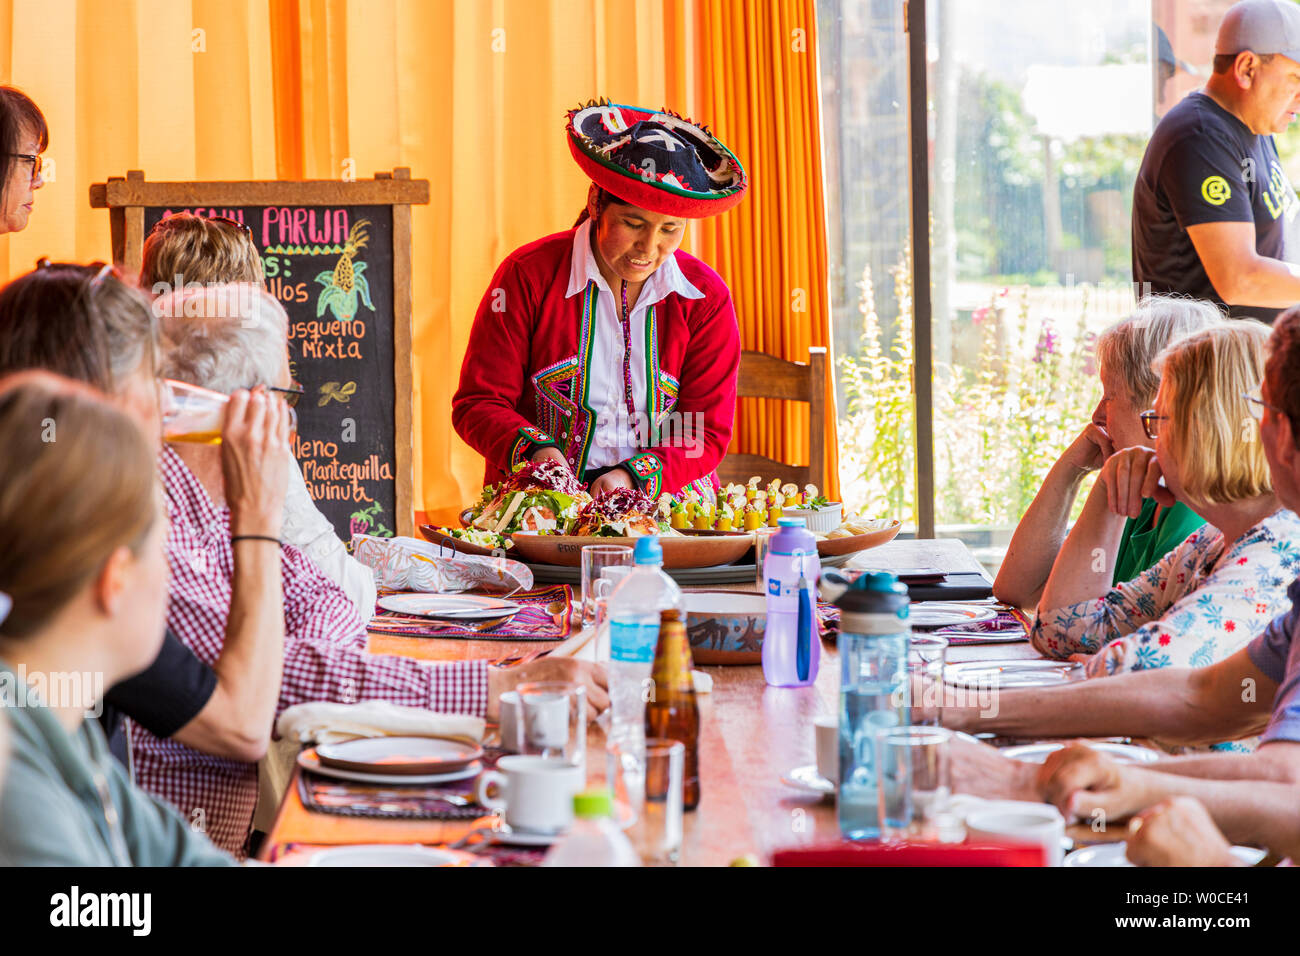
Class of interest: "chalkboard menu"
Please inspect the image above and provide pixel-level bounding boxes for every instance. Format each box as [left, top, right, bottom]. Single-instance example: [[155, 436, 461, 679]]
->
[[91, 171, 430, 541]]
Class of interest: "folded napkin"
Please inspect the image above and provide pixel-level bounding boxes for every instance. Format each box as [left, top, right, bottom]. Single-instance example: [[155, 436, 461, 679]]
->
[[351, 533, 533, 594], [276, 700, 486, 746]]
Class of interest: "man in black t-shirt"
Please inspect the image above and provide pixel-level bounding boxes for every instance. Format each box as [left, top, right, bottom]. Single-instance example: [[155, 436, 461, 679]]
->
[[1133, 0, 1300, 322]]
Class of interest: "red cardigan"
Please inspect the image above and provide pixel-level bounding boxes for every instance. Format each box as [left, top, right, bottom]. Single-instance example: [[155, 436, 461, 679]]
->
[[452, 228, 740, 499]]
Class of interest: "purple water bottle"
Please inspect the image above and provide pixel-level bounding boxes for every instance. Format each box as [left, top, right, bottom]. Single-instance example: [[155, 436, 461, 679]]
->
[[762, 517, 821, 687]]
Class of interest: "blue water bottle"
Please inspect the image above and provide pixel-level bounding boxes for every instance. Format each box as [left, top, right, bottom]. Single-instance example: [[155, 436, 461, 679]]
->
[[761, 517, 821, 687], [832, 571, 910, 840]]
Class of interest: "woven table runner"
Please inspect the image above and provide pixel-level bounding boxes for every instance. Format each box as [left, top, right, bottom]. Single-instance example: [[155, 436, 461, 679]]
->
[[366, 584, 574, 641]]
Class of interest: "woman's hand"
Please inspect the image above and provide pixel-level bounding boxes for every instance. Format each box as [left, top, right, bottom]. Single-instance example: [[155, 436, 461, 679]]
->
[[530, 446, 571, 469], [1097, 446, 1174, 519], [1037, 743, 1156, 823], [588, 468, 635, 496], [221, 387, 290, 538], [1061, 422, 1115, 474]]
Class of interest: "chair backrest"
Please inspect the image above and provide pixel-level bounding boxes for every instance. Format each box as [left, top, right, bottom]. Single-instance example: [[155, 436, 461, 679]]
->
[[717, 346, 827, 492]]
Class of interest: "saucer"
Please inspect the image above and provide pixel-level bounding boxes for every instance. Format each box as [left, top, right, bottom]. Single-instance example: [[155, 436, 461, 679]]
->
[[488, 825, 564, 847]]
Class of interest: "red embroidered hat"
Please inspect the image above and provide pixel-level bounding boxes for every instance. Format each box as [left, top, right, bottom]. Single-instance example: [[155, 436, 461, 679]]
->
[[566, 99, 748, 219]]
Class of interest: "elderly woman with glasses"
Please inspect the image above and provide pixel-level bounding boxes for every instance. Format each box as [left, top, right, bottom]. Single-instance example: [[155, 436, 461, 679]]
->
[[1031, 321, 1300, 735], [0, 86, 46, 235]]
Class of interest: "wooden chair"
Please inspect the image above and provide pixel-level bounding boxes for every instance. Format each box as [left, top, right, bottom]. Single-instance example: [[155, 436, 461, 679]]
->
[[718, 346, 828, 492]]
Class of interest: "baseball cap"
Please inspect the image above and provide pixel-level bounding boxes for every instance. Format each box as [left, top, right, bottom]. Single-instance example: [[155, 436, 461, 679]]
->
[[1216, 0, 1300, 61]]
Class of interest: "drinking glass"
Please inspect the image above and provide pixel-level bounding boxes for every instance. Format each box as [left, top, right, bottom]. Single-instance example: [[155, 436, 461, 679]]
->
[[753, 526, 778, 590], [162, 378, 298, 444], [908, 634, 949, 727], [876, 726, 957, 842], [581, 545, 633, 625], [516, 681, 586, 767], [608, 738, 684, 865]]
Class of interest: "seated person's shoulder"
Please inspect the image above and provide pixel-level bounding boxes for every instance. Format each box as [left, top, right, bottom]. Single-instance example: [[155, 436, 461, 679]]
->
[[0, 715, 111, 865]]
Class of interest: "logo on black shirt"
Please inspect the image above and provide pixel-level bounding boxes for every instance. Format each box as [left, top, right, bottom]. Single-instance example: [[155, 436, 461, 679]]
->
[[1201, 175, 1231, 206]]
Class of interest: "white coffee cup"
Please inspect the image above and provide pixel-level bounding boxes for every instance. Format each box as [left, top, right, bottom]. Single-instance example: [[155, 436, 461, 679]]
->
[[474, 755, 585, 834], [814, 716, 838, 783], [498, 691, 522, 753], [965, 801, 1066, 867]]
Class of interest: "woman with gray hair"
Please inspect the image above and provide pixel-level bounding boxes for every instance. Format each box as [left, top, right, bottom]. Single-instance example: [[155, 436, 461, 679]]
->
[[156, 283, 377, 618], [994, 294, 1225, 609]]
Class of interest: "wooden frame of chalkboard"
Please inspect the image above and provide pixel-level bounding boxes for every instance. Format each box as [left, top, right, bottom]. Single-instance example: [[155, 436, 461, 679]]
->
[[90, 168, 429, 541]]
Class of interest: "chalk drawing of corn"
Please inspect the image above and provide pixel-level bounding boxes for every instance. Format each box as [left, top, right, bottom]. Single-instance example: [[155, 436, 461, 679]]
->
[[315, 219, 375, 320]]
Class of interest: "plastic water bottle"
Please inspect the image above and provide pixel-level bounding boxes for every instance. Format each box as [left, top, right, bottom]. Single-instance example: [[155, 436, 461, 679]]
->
[[833, 571, 910, 841], [541, 790, 640, 867], [606, 535, 682, 754], [761, 517, 821, 687]]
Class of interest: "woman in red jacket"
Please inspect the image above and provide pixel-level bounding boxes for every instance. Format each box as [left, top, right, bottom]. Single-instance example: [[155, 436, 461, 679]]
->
[[453, 100, 748, 501]]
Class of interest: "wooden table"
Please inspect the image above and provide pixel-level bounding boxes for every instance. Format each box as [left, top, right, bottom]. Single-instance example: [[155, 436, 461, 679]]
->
[[261, 538, 1038, 864]]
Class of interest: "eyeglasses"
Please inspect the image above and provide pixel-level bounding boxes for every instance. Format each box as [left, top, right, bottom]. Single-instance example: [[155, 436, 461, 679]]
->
[[9, 153, 42, 182], [1242, 387, 1282, 422], [269, 381, 304, 408], [1140, 409, 1169, 441]]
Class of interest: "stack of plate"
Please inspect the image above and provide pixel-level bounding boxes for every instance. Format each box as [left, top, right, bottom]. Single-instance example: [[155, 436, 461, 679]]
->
[[297, 735, 484, 785]]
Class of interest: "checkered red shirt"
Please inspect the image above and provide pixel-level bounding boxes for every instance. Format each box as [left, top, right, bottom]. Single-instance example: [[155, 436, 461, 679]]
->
[[128, 447, 489, 856]]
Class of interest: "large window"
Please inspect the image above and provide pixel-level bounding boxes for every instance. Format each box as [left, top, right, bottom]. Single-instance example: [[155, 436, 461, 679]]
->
[[819, 0, 1238, 570]]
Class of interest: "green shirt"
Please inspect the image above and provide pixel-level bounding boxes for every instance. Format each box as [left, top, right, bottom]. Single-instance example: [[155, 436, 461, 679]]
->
[[0, 660, 236, 866], [1112, 499, 1205, 586]]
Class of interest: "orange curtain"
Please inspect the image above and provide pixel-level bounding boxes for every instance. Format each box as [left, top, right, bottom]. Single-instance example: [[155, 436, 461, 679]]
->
[[0, 0, 836, 521], [694, 0, 839, 501]]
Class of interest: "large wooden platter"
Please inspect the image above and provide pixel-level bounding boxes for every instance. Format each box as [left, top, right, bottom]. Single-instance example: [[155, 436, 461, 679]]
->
[[526, 550, 857, 586], [509, 531, 752, 569], [815, 520, 902, 557]]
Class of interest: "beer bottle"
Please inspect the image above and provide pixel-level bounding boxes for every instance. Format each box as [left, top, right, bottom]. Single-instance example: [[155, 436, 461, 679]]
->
[[645, 608, 700, 810]]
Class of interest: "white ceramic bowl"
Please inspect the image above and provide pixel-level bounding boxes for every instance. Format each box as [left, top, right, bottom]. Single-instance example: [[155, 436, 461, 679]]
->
[[781, 503, 843, 533]]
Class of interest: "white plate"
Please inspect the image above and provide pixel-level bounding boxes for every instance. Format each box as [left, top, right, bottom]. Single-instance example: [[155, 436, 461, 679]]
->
[[376, 593, 521, 620], [1064, 842, 1266, 867], [934, 630, 1027, 644], [297, 749, 482, 785], [316, 736, 482, 775], [1002, 742, 1162, 765], [909, 603, 999, 629], [944, 659, 1083, 689], [781, 764, 835, 795], [308, 844, 487, 867]]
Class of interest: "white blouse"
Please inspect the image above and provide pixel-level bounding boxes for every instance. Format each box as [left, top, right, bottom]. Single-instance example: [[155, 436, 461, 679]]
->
[[565, 219, 703, 469]]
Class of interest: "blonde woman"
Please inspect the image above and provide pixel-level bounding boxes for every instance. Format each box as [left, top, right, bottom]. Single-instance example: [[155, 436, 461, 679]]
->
[[139, 211, 264, 293], [995, 295, 1224, 609], [1032, 321, 1300, 710]]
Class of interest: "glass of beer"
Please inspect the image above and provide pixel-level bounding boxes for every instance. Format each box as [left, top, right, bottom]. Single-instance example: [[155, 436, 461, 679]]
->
[[162, 379, 297, 444]]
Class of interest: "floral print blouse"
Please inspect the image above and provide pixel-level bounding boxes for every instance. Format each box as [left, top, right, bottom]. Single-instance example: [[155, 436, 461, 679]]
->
[[1031, 508, 1300, 751]]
